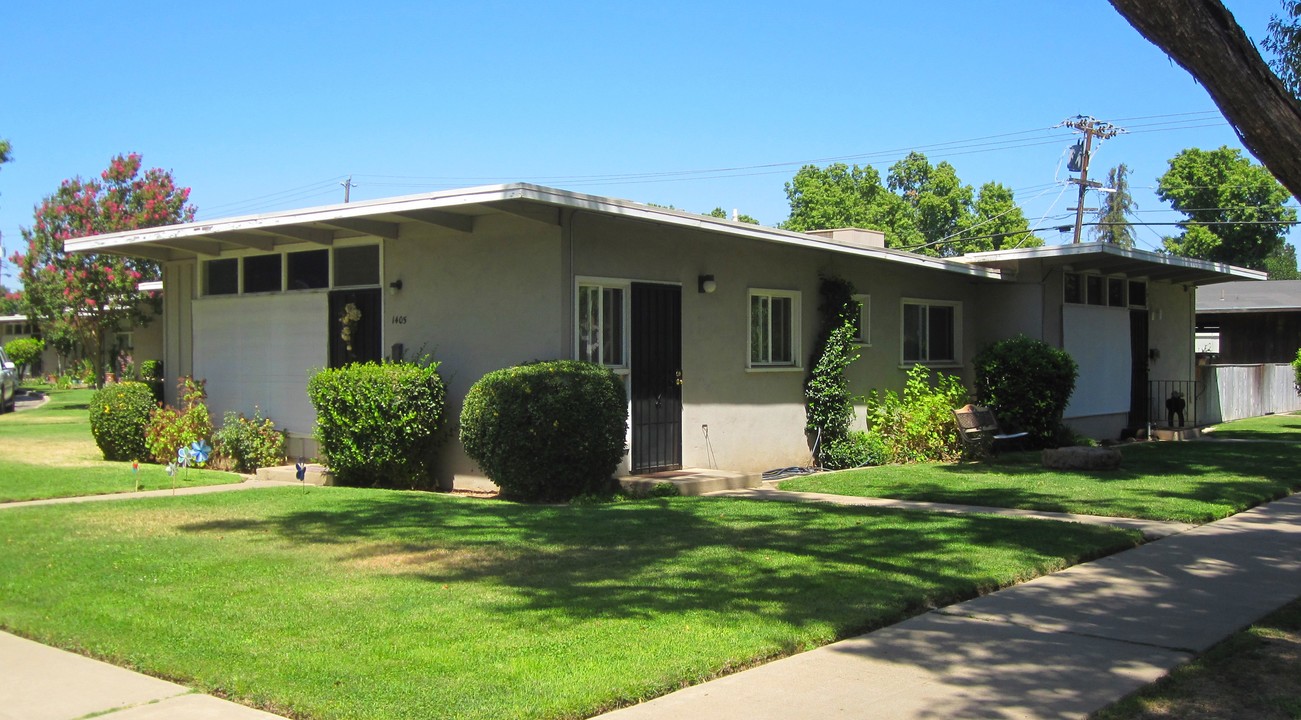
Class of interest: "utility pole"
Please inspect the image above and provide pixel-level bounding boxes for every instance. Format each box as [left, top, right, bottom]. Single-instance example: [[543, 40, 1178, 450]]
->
[[1063, 116, 1124, 243], [341, 176, 355, 203]]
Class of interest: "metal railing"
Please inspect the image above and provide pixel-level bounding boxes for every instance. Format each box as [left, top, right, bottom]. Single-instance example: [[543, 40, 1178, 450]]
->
[[1148, 380, 1198, 429]]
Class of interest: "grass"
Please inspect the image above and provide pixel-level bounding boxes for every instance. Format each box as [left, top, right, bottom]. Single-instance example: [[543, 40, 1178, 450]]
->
[[0, 487, 1141, 720], [0, 388, 241, 502], [779, 439, 1301, 524], [1093, 596, 1301, 719], [1205, 410, 1301, 441]]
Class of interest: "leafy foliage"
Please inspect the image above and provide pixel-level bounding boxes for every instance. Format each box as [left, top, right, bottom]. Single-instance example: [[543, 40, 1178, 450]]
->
[[818, 431, 886, 470], [1293, 348, 1301, 396], [781, 153, 1041, 255], [804, 277, 861, 467], [865, 364, 970, 464], [145, 376, 213, 463], [213, 409, 286, 473], [1263, 242, 1299, 280], [3, 337, 44, 378], [11, 153, 194, 387], [307, 361, 447, 490], [1093, 163, 1137, 247], [460, 360, 627, 502], [974, 336, 1078, 448], [88, 382, 155, 461], [1264, 0, 1301, 97], [1157, 146, 1296, 270]]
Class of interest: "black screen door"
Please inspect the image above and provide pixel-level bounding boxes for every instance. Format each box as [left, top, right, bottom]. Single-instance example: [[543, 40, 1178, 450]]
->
[[630, 283, 682, 473], [1129, 309, 1149, 428], [328, 288, 382, 368]]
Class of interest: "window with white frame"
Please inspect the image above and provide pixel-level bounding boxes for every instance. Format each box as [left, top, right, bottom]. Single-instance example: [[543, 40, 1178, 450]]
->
[[901, 299, 960, 364], [851, 294, 871, 345], [749, 289, 800, 368], [576, 281, 627, 367]]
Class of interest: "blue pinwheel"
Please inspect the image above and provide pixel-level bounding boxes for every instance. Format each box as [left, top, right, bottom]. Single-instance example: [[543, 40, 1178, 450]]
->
[[176, 446, 192, 467], [189, 440, 212, 466]]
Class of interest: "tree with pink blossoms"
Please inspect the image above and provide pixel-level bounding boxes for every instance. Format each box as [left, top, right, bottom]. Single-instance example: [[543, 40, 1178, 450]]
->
[[13, 153, 195, 386]]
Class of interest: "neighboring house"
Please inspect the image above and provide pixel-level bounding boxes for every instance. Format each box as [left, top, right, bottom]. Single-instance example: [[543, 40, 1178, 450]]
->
[[1194, 279, 1301, 423], [0, 284, 165, 380], [1196, 280, 1301, 364], [65, 183, 1260, 488]]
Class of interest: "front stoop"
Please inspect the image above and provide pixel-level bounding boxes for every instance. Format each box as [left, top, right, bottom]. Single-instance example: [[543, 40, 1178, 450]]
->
[[256, 463, 333, 486], [619, 468, 762, 497], [1151, 426, 1205, 441]]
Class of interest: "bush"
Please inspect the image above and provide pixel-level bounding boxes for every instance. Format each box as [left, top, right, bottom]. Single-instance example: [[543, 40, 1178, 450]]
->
[[4, 337, 44, 378], [214, 409, 286, 473], [1293, 348, 1301, 397], [146, 376, 214, 463], [974, 336, 1078, 448], [307, 360, 447, 489], [140, 360, 163, 381], [818, 430, 886, 470], [865, 364, 970, 464], [805, 277, 861, 464], [460, 360, 627, 502], [88, 382, 155, 461]]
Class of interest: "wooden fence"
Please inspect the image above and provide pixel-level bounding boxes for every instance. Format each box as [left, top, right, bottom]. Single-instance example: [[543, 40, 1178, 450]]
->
[[1196, 363, 1301, 424]]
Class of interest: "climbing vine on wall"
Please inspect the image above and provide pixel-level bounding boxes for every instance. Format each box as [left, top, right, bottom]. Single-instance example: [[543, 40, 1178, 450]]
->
[[804, 276, 861, 462]]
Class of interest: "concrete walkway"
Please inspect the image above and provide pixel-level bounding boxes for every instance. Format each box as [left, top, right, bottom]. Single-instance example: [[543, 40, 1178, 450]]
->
[[2, 481, 1298, 719], [597, 492, 1301, 719], [1, 479, 301, 510]]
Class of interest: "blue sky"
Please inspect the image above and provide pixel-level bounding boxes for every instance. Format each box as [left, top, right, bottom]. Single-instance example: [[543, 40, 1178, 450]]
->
[[0, 1, 1293, 288]]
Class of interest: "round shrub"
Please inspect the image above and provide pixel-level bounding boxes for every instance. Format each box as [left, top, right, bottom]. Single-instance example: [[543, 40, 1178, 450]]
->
[[974, 336, 1078, 447], [89, 382, 156, 461], [460, 360, 627, 502], [214, 409, 286, 473], [307, 360, 446, 489]]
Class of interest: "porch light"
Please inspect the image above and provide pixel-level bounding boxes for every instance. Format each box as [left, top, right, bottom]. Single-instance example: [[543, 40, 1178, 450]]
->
[[388, 278, 403, 295], [698, 274, 717, 294]]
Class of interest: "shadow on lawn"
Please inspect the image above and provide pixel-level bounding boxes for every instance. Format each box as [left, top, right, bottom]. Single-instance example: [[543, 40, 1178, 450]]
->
[[851, 441, 1301, 522], [179, 494, 1136, 635]]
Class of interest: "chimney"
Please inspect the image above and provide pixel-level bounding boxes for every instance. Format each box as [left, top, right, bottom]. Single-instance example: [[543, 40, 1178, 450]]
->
[[805, 228, 886, 250]]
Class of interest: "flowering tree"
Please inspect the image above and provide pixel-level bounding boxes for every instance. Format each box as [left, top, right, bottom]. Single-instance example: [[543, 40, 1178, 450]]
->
[[13, 153, 195, 386]]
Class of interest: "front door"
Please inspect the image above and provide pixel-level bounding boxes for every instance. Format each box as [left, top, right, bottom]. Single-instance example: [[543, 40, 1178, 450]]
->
[[328, 288, 382, 367], [630, 283, 682, 473], [1128, 308, 1149, 428]]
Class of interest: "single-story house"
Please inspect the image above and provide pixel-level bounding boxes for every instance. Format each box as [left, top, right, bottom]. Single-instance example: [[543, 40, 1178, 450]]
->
[[1, 299, 164, 381], [66, 183, 1262, 488], [1196, 279, 1301, 364]]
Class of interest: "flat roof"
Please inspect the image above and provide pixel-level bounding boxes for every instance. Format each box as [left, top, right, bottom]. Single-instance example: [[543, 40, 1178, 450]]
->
[[1197, 279, 1301, 313], [65, 182, 1004, 280], [957, 242, 1265, 286]]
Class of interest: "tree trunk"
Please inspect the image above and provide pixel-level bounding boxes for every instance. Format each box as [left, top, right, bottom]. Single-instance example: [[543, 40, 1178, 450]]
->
[[1109, 0, 1301, 201]]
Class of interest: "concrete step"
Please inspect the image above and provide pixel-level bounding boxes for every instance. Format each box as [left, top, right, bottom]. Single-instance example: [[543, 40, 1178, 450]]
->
[[256, 463, 333, 486], [620, 468, 762, 497]]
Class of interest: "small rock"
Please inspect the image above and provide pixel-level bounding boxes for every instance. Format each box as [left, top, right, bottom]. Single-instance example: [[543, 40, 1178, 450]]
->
[[1041, 446, 1122, 471]]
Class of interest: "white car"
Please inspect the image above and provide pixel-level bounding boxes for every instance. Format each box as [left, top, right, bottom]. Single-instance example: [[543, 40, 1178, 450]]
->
[[0, 347, 16, 413]]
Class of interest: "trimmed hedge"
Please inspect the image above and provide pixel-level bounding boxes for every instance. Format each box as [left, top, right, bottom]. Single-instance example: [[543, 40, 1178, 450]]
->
[[974, 335, 1078, 447], [460, 360, 627, 502], [89, 382, 156, 461], [307, 361, 447, 489]]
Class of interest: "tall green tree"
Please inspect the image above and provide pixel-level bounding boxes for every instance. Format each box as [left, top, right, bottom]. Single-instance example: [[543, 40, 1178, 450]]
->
[[782, 154, 1039, 256], [1157, 146, 1296, 270], [14, 153, 195, 386], [1264, 242, 1300, 279], [1093, 164, 1137, 247]]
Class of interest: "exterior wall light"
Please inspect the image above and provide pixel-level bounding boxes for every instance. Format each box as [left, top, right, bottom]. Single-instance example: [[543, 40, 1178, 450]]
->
[[698, 274, 717, 294], [388, 279, 403, 295]]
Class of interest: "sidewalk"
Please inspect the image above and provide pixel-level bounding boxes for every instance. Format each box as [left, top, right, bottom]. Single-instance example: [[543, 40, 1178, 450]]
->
[[2, 489, 1297, 719], [596, 492, 1301, 719]]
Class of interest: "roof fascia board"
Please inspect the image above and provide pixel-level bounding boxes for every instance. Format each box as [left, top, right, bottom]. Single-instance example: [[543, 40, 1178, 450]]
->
[[960, 242, 1266, 282]]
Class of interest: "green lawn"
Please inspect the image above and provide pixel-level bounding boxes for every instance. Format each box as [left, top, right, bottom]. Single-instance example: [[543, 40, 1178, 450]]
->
[[0, 487, 1140, 720], [779, 439, 1301, 524], [0, 388, 241, 502], [1205, 410, 1301, 441]]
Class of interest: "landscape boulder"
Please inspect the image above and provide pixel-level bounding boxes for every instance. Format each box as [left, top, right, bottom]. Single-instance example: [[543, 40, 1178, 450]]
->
[[1041, 446, 1122, 471]]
